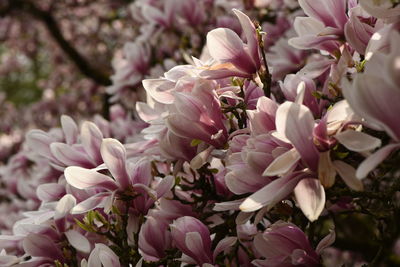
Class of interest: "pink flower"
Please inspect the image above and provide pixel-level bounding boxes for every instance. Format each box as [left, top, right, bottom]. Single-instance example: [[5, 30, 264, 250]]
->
[[64, 138, 174, 214], [166, 79, 228, 148], [87, 243, 120, 267], [360, 0, 400, 22], [342, 31, 400, 178], [138, 216, 171, 261], [344, 5, 380, 55], [253, 221, 335, 267], [170, 216, 236, 266], [201, 9, 261, 79], [289, 0, 348, 54]]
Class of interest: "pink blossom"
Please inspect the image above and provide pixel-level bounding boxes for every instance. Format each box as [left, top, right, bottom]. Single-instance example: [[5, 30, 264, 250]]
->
[[253, 221, 334, 267], [201, 9, 261, 79]]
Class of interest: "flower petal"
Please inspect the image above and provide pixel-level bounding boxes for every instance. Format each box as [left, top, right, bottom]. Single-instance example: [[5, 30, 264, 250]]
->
[[333, 161, 364, 191], [356, 144, 400, 179], [263, 148, 300, 176], [101, 138, 131, 189], [294, 178, 325, 222], [240, 172, 305, 212], [65, 230, 91, 254], [81, 121, 104, 165], [335, 130, 381, 152], [275, 102, 319, 171], [61, 115, 78, 145], [64, 166, 117, 190]]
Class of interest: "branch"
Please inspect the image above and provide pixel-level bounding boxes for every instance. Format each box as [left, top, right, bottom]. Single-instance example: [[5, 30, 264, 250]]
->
[[9, 0, 111, 86]]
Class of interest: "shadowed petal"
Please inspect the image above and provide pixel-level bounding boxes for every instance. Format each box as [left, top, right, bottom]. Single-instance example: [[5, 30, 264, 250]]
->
[[294, 178, 325, 222]]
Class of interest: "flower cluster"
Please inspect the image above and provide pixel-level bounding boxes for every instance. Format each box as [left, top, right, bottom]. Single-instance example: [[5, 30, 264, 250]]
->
[[1, 0, 400, 266]]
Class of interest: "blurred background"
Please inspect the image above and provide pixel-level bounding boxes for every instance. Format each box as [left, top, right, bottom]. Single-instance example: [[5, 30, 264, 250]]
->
[[0, 0, 140, 162]]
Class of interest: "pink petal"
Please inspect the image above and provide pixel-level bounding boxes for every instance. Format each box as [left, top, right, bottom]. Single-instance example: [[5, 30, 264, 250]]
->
[[50, 143, 94, 167], [185, 232, 212, 264], [81, 121, 104, 165], [65, 230, 91, 254], [64, 166, 117, 190], [61, 115, 78, 145], [213, 199, 245, 211], [54, 194, 76, 220], [232, 9, 260, 67], [294, 178, 325, 222], [88, 243, 120, 267], [275, 101, 319, 171], [25, 130, 54, 159], [23, 233, 63, 260], [36, 183, 65, 202], [155, 175, 174, 199], [213, 236, 237, 261], [207, 28, 245, 62], [100, 138, 131, 190], [142, 78, 176, 104], [316, 230, 336, 254]]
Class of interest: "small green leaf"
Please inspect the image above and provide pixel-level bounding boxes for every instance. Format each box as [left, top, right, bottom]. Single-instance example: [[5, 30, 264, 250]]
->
[[190, 139, 202, 147]]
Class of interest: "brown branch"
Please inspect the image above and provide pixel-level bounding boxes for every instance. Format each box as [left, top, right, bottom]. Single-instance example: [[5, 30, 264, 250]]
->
[[7, 0, 111, 86]]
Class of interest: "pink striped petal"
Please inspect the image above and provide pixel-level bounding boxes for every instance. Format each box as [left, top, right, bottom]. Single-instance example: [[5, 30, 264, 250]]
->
[[101, 138, 131, 189], [275, 102, 319, 171], [23, 233, 63, 260], [81, 121, 104, 165], [61, 115, 78, 145]]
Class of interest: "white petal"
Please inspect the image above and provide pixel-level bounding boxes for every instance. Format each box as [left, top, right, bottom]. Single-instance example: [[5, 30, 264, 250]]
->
[[294, 178, 325, 222], [263, 148, 300, 176], [64, 166, 117, 190], [335, 130, 381, 152], [333, 161, 364, 191], [65, 230, 91, 253], [356, 143, 400, 179], [240, 173, 304, 212]]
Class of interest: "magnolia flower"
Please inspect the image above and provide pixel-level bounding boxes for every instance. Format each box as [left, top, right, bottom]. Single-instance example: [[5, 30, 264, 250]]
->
[[201, 9, 261, 79], [65, 138, 174, 214], [166, 79, 228, 148], [360, 0, 400, 22], [138, 216, 171, 261], [87, 243, 121, 267], [344, 5, 381, 55], [170, 216, 236, 266], [289, 0, 348, 54], [342, 31, 400, 178], [107, 41, 151, 101], [253, 221, 335, 267]]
